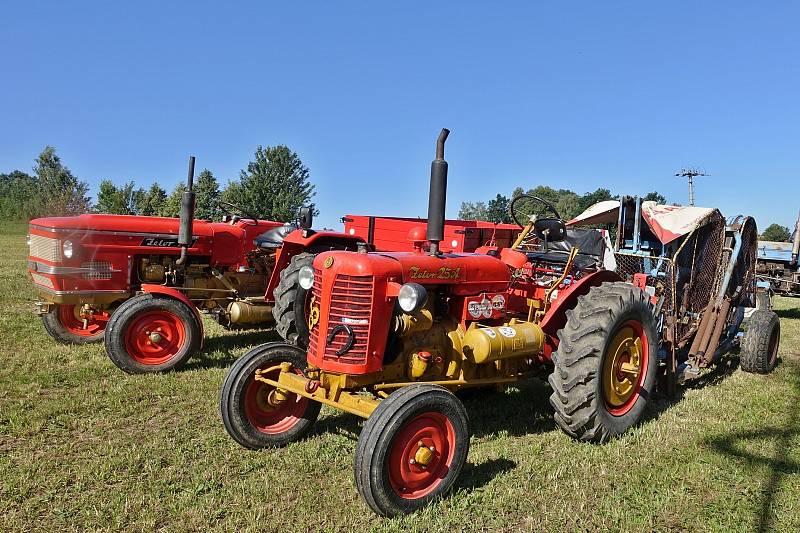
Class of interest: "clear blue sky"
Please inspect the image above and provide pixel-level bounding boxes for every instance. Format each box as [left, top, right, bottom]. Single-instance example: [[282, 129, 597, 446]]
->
[[2, 1, 799, 230]]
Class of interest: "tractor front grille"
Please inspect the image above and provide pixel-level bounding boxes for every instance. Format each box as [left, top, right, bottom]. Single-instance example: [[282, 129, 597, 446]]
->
[[29, 234, 60, 263], [82, 261, 114, 280], [309, 272, 374, 367]]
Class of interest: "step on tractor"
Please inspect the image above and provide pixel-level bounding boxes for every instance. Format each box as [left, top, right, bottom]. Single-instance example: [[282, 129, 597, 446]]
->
[[219, 129, 781, 517], [28, 157, 366, 373]]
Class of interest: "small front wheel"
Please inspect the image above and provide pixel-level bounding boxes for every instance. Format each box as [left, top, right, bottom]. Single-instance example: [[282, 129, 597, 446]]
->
[[42, 304, 110, 344], [354, 384, 470, 517], [219, 342, 321, 449], [104, 294, 200, 373], [740, 309, 780, 374]]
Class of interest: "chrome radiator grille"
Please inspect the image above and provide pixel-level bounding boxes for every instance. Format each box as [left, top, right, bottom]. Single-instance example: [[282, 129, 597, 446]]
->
[[29, 234, 60, 262]]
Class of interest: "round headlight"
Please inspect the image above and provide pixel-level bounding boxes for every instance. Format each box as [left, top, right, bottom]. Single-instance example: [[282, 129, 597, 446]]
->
[[62, 240, 74, 259], [26, 234, 32, 247], [298, 265, 315, 290], [398, 283, 427, 313]]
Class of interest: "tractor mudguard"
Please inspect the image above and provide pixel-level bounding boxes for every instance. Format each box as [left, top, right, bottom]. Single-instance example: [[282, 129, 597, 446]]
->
[[539, 269, 623, 340], [140, 284, 205, 344], [281, 229, 365, 252]]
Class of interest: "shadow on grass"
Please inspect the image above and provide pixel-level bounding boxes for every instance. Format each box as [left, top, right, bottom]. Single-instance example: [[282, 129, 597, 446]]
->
[[457, 457, 517, 491], [183, 329, 283, 371], [775, 307, 800, 320], [705, 359, 800, 532]]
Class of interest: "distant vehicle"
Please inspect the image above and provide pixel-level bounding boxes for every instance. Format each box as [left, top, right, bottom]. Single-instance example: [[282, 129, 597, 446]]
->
[[756, 211, 800, 300]]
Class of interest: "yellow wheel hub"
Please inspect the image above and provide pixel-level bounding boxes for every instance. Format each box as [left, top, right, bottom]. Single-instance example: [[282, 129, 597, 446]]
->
[[602, 325, 643, 408]]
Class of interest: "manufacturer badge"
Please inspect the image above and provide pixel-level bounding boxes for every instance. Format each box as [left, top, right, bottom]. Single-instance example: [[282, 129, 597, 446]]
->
[[324, 256, 334, 269], [307, 294, 320, 330]]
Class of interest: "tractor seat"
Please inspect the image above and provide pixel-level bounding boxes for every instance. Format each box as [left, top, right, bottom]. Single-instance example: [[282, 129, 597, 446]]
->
[[254, 224, 298, 249], [526, 251, 599, 271]]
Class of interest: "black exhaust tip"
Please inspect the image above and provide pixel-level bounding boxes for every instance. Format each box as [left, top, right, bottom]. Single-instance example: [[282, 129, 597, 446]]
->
[[426, 129, 449, 255]]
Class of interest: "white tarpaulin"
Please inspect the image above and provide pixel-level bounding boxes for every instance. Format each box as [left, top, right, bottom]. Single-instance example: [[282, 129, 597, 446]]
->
[[567, 200, 720, 245]]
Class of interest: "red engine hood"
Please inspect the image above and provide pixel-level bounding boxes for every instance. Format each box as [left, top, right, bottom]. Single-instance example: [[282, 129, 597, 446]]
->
[[30, 214, 216, 236]]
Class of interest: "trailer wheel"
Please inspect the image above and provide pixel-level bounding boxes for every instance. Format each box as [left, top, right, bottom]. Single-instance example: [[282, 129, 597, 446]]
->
[[219, 342, 320, 449], [41, 304, 110, 344], [549, 281, 658, 443], [354, 384, 469, 517], [740, 309, 780, 374], [104, 294, 200, 374], [273, 252, 315, 347]]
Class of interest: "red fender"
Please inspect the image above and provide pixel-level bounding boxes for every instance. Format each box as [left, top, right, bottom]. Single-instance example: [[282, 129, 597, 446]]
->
[[140, 284, 205, 344], [539, 269, 623, 344]]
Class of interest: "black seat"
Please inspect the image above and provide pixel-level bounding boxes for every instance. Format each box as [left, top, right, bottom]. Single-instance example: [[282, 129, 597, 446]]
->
[[254, 224, 298, 249], [526, 228, 605, 271]]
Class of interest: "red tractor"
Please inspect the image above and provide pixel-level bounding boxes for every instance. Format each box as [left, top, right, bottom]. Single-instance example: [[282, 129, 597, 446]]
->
[[28, 157, 365, 373], [219, 129, 780, 516]]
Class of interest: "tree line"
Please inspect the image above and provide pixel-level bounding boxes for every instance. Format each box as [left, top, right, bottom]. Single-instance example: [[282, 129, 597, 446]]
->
[[459, 186, 666, 224], [0, 145, 316, 222]]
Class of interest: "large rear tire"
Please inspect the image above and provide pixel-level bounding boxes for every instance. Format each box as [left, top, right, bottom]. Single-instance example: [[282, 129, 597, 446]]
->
[[740, 309, 780, 374], [104, 294, 201, 374], [273, 253, 315, 347], [354, 384, 470, 517], [219, 342, 320, 449], [549, 281, 658, 443], [41, 304, 110, 344]]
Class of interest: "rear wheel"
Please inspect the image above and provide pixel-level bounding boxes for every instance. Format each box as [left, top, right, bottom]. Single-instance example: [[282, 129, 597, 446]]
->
[[273, 253, 315, 347], [740, 309, 780, 374], [219, 342, 320, 449], [549, 281, 658, 443], [354, 384, 470, 517], [41, 304, 110, 344], [104, 294, 200, 373]]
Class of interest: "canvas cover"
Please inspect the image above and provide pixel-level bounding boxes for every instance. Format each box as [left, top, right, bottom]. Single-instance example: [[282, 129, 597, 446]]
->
[[566, 200, 721, 245]]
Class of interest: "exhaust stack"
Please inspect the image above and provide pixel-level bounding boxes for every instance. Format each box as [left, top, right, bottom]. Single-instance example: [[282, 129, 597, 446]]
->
[[176, 155, 196, 266], [792, 209, 800, 268], [426, 128, 450, 256]]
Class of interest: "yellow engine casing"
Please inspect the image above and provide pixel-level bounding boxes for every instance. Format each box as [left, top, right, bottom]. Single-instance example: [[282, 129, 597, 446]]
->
[[461, 320, 545, 364]]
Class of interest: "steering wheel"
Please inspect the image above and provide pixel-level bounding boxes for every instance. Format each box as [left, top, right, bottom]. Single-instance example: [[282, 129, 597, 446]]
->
[[509, 194, 562, 228], [219, 201, 260, 223]]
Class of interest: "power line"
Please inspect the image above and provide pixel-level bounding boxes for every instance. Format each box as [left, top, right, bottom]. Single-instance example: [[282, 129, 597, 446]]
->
[[675, 168, 707, 206]]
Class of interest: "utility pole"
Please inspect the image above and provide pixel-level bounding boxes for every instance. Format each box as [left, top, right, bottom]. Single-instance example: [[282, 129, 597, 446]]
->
[[675, 168, 706, 206]]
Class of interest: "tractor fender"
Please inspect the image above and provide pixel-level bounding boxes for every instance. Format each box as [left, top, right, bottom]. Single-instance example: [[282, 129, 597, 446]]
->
[[539, 269, 623, 340], [281, 229, 365, 253], [140, 284, 205, 344]]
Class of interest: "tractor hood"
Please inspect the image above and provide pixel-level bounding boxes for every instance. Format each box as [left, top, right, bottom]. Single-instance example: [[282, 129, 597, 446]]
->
[[29, 214, 215, 237]]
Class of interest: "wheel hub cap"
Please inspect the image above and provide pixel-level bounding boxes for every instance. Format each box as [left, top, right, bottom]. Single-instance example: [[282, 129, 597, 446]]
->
[[603, 325, 643, 407]]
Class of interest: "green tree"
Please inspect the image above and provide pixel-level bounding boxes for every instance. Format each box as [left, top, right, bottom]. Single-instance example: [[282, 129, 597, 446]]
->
[[761, 223, 791, 242], [226, 145, 316, 221], [34, 146, 91, 216], [134, 183, 168, 216], [577, 188, 614, 214], [458, 201, 489, 221], [0, 170, 39, 219], [485, 194, 512, 224], [95, 180, 140, 215], [643, 191, 667, 204], [162, 182, 187, 218], [194, 169, 220, 220]]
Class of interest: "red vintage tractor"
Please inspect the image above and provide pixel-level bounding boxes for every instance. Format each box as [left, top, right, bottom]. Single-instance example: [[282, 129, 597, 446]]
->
[[28, 157, 366, 373], [220, 129, 779, 516]]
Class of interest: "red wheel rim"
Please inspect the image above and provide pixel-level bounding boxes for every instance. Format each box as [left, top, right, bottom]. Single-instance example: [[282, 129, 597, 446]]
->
[[602, 319, 649, 416], [388, 412, 456, 499], [243, 365, 309, 434], [123, 310, 186, 365], [58, 305, 110, 337]]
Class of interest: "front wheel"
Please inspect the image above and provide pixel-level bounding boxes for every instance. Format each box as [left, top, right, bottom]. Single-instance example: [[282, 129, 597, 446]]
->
[[740, 309, 780, 374], [549, 281, 658, 443], [354, 384, 470, 517], [41, 304, 110, 344], [219, 342, 321, 449], [104, 294, 201, 373]]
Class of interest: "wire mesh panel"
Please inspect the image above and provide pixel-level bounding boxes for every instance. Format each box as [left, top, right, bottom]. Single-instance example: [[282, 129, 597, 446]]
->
[[614, 253, 674, 312]]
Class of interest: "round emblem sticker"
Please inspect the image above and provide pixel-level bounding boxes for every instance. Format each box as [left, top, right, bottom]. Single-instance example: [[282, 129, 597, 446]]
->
[[481, 298, 493, 318], [498, 326, 516, 338], [467, 301, 482, 319], [324, 256, 334, 269], [491, 294, 506, 310], [482, 328, 497, 338]]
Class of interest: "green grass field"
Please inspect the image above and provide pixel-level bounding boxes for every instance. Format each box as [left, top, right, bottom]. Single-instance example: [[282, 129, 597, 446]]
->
[[2, 220, 799, 532]]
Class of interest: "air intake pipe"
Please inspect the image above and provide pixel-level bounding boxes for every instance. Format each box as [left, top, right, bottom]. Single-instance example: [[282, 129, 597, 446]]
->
[[426, 128, 450, 256], [176, 155, 196, 266], [792, 209, 800, 268]]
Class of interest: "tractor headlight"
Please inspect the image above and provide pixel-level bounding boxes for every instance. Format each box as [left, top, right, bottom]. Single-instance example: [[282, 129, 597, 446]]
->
[[298, 265, 315, 290], [398, 283, 427, 313], [62, 240, 74, 259], [26, 234, 31, 247]]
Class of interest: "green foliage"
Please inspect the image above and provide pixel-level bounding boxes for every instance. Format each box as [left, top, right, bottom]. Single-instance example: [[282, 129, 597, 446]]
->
[[643, 191, 667, 204], [95, 180, 140, 215], [761, 223, 792, 242], [162, 182, 187, 218], [0, 171, 39, 220], [134, 183, 168, 216], [458, 201, 488, 221], [34, 146, 92, 216], [194, 169, 220, 220], [222, 145, 316, 222]]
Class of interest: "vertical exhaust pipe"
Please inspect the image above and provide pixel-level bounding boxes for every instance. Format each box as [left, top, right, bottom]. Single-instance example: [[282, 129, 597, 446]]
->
[[176, 155, 196, 266], [792, 209, 800, 268], [426, 128, 450, 256]]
